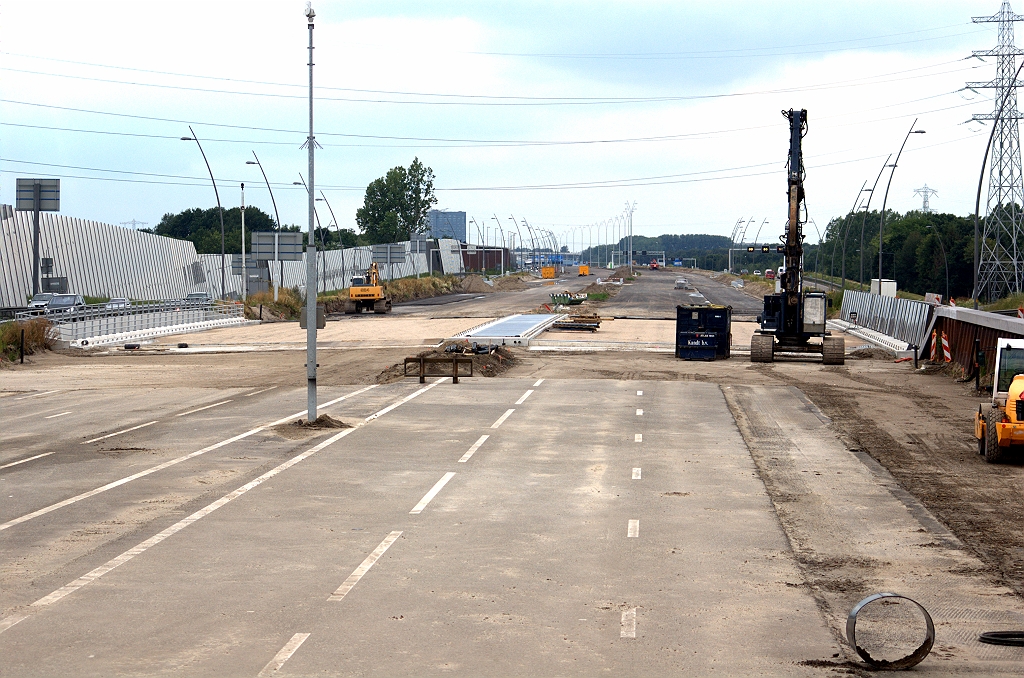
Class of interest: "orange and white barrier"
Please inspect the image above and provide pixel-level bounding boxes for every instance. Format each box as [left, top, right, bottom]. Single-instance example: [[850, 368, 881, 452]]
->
[[930, 330, 938, 361], [941, 331, 952, 362]]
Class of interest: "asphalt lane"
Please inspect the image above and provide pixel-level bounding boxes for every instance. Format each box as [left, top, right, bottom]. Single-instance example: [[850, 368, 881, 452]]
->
[[599, 269, 696, 318], [0, 377, 837, 675], [683, 271, 764, 318]]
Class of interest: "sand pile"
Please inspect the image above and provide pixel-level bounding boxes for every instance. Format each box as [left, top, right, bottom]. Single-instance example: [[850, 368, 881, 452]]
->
[[493, 276, 529, 291], [458, 275, 494, 293], [376, 341, 518, 384]]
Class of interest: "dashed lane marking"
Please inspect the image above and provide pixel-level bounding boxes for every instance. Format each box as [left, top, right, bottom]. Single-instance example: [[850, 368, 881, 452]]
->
[[491, 409, 515, 429], [44, 411, 71, 419], [637, 390, 643, 396], [632, 468, 641, 479], [634, 434, 642, 442], [515, 390, 534, 405], [365, 378, 447, 421], [15, 390, 59, 400], [627, 520, 639, 538], [82, 421, 159, 445], [244, 386, 278, 397], [458, 435, 489, 463], [329, 531, 403, 602], [2, 386, 378, 533], [533, 379, 545, 387], [0, 383, 439, 633], [257, 633, 310, 677], [621, 608, 637, 638], [636, 409, 643, 416], [0, 452, 55, 471], [410, 472, 457, 514], [175, 400, 232, 417]]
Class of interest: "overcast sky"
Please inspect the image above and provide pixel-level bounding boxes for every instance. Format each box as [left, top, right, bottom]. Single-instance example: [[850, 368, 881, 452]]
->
[[0, 1, 1012, 248]]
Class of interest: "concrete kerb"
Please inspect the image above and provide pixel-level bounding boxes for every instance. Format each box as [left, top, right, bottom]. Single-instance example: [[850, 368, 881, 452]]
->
[[62, 318, 252, 349]]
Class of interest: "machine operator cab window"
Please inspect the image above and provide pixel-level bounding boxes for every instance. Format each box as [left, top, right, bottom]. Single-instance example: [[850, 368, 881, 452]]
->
[[350, 276, 366, 287], [997, 346, 1024, 394]]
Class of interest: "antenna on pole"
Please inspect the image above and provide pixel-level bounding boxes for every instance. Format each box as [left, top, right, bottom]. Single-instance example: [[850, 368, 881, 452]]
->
[[120, 219, 148, 229]]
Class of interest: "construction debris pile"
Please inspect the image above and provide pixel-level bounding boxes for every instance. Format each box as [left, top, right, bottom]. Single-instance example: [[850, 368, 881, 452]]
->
[[376, 340, 518, 384]]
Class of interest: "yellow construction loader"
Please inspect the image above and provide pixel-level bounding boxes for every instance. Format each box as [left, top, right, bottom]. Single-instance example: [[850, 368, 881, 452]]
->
[[975, 338, 1024, 462], [344, 262, 392, 314]]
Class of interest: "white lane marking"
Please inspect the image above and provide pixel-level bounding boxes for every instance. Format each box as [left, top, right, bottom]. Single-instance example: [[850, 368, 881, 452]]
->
[[515, 390, 535, 405], [636, 409, 643, 416], [533, 379, 544, 387], [637, 390, 643, 396], [632, 468, 641, 479], [175, 400, 232, 417], [258, 633, 310, 677], [634, 433, 642, 442], [621, 608, 637, 638], [365, 378, 446, 421], [329, 531, 403, 602], [458, 435, 489, 463], [27, 427, 357, 611], [0, 614, 28, 633], [0, 384, 430, 630], [2, 386, 378, 533], [0, 452, 55, 470], [410, 472, 457, 514], [82, 420, 159, 445], [627, 520, 639, 538], [244, 386, 278, 398], [44, 411, 72, 419], [15, 390, 59, 400], [491, 409, 515, 429]]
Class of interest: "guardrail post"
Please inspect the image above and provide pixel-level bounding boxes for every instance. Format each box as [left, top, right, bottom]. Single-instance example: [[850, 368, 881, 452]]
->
[[419, 357, 426, 384], [452, 356, 459, 384], [20, 328, 25, 364]]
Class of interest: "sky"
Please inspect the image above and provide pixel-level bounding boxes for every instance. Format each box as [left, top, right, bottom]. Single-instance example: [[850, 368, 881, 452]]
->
[[0, 0, 1014, 250]]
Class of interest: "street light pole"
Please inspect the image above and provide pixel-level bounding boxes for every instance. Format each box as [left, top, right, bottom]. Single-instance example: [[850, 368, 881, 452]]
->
[[240, 182, 246, 302], [877, 120, 925, 290], [181, 126, 226, 299], [859, 154, 891, 291], [625, 201, 637, 275], [304, 1, 317, 423], [930, 224, 950, 301], [247, 153, 282, 301]]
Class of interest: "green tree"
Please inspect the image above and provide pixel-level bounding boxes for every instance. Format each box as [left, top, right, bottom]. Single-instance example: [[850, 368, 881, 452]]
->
[[355, 157, 437, 244], [155, 206, 301, 254]]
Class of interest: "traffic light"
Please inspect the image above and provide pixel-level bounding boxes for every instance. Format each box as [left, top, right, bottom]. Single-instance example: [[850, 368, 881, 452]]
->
[[747, 246, 755, 252], [776, 246, 785, 253], [761, 246, 770, 253]]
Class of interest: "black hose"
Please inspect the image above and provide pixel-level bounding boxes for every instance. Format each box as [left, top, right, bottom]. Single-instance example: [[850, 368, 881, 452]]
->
[[978, 631, 1024, 646]]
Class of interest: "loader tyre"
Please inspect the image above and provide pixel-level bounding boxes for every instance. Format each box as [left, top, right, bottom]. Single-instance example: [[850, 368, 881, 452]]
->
[[822, 336, 845, 365], [985, 410, 1008, 463], [750, 334, 774, 363]]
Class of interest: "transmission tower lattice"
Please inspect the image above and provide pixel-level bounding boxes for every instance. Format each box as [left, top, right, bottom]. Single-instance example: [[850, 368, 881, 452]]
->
[[969, 0, 1024, 299], [913, 184, 938, 213]]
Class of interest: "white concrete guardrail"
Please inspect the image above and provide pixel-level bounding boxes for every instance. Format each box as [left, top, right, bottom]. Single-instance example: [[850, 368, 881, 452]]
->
[[16, 300, 246, 348]]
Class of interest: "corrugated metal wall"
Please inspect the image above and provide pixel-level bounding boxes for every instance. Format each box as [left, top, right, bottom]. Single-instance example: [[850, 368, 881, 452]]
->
[[1, 205, 203, 305], [840, 290, 932, 348], [1, 209, 457, 305]]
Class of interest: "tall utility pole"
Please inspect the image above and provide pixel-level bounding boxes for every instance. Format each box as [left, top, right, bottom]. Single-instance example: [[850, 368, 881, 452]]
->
[[304, 2, 318, 422], [970, 0, 1024, 299], [240, 183, 247, 301], [624, 201, 637, 275], [913, 184, 938, 213]]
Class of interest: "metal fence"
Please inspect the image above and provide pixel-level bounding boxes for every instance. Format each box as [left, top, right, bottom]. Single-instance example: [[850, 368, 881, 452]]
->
[[839, 290, 933, 348], [15, 299, 244, 344]]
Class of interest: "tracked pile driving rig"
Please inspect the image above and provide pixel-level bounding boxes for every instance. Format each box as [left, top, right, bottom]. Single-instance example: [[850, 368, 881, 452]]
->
[[751, 109, 844, 364]]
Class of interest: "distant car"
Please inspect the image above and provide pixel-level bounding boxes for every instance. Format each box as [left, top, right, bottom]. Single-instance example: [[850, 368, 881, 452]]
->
[[105, 298, 130, 311], [27, 293, 54, 308], [765, 270, 776, 280], [740, 269, 749, 274], [675, 278, 691, 290], [649, 260, 659, 270], [753, 270, 762, 276], [45, 294, 86, 314], [184, 292, 212, 305]]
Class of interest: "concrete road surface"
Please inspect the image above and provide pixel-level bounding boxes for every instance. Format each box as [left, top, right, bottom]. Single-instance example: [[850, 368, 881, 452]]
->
[[1, 378, 841, 676], [682, 271, 764, 318]]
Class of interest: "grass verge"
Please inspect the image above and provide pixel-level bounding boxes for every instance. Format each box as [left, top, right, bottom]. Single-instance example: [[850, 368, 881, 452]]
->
[[0, 318, 55, 363]]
